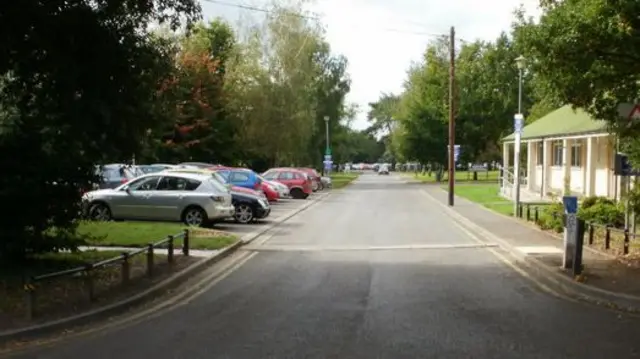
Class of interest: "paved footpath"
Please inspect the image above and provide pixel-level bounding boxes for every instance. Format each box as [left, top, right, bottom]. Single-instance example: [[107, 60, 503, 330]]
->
[[422, 185, 640, 297], [5, 174, 640, 358]]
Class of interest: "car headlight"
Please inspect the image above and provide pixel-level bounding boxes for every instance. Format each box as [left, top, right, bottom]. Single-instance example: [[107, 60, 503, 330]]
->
[[258, 199, 268, 208]]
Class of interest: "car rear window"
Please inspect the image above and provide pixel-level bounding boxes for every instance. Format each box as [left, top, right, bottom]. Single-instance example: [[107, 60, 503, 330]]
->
[[208, 177, 229, 192]]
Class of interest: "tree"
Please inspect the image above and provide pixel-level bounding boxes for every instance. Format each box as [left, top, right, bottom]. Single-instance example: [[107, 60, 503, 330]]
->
[[156, 20, 239, 164], [0, 0, 200, 259], [513, 0, 640, 124]]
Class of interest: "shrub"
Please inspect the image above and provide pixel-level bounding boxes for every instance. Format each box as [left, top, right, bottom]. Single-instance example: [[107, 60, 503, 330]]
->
[[578, 196, 624, 227], [538, 202, 565, 233]]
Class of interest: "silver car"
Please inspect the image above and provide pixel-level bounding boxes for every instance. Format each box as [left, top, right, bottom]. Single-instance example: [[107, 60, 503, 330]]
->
[[83, 172, 235, 227]]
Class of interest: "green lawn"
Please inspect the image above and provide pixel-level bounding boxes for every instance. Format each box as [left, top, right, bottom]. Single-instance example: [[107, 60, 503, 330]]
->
[[78, 221, 238, 250], [415, 170, 500, 183], [442, 183, 514, 216], [330, 173, 359, 189]]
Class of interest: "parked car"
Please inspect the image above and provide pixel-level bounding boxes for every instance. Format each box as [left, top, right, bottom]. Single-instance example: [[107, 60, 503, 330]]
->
[[177, 162, 219, 170], [83, 172, 235, 227], [95, 164, 144, 189], [230, 190, 271, 224], [258, 175, 290, 199], [262, 168, 313, 199], [298, 167, 323, 191], [378, 164, 390, 175], [214, 167, 264, 192], [320, 176, 332, 189], [163, 168, 270, 224], [138, 165, 172, 174]]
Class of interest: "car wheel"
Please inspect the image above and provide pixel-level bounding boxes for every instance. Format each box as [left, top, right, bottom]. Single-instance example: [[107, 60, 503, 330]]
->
[[183, 206, 208, 227], [234, 204, 255, 224], [291, 188, 306, 199], [89, 202, 112, 221]]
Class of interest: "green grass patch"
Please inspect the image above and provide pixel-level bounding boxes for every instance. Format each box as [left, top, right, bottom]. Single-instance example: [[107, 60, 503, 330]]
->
[[442, 183, 514, 216], [330, 173, 359, 189], [415, 170, 499, 183], [78, 221, 238, 250]]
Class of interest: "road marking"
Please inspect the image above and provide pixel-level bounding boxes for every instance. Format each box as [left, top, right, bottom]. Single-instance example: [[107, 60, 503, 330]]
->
[[241, 243, 499, 252], [417, 189, 579, 303], [516, 246, 563, 254]]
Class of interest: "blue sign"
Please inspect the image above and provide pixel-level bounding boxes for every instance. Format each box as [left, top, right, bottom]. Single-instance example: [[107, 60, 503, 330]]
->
[[323, 161, 333, 170], [562, 196, 578, 214]]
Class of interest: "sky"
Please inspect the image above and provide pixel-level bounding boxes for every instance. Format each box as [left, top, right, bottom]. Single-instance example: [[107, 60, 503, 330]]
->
[[199, 0, 542, 131]]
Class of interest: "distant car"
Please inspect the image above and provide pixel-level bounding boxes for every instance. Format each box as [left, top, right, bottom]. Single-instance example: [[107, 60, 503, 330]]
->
[[297, 167, 323, 191], [138, 165, 172, 174], [83, 172, 235, 227], [262, 168, 313, 199], [378, 164, 389, 175], [177, 162, 219, 170], [95, 164, 144, 189], [214, 168, 264, 193], [320, 176, 332, 188], [259, 175, 290, 199]]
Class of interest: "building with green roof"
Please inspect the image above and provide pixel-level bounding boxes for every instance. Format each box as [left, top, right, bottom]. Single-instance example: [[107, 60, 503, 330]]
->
[[500, 105, 618, 200]]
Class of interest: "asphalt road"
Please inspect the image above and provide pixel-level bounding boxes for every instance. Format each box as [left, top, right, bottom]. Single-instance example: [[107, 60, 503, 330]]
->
[[212, 192, 328, 237], [8, 173, 640, 358]]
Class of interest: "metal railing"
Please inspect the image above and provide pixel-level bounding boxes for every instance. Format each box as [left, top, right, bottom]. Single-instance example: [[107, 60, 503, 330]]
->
[[515, 203, 633, 255], [23, 229, 191, 320]]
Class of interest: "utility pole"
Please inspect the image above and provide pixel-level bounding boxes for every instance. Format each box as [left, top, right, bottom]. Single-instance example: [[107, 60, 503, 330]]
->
[[448, 26, 456, 206]]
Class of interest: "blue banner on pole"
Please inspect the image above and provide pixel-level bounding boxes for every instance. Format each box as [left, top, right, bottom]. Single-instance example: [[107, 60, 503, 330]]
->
[[562, 196, 578, 214]]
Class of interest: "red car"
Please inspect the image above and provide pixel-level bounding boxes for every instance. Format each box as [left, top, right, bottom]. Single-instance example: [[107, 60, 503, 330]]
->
[[262, 168, 313, 199], [297, 167, 323, 191], [261, 181, 279, 202]]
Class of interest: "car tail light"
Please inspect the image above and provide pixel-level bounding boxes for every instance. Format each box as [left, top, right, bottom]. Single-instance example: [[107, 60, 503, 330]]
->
[[210, 195, 225, 202], [120, 178, 129, 184], [254, 181, 261, 190]]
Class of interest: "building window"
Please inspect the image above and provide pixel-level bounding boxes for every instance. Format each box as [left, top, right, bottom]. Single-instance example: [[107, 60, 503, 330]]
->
[[552, 140, 563, 166], [536, 142, 544, 165], [571, 142, 582, 167]]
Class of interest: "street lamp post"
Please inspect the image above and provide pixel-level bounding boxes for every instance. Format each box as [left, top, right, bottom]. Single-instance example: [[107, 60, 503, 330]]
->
[[323, 116, 331, 176], [513, 55, 526, 217]]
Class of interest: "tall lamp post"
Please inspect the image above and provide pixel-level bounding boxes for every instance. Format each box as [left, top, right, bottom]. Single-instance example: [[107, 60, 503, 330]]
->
[[513, 55, 526, 216], [323, 116, 331, 176]]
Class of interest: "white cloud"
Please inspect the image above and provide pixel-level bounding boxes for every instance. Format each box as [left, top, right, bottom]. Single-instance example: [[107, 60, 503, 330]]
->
[[199, 0, 542, 130]]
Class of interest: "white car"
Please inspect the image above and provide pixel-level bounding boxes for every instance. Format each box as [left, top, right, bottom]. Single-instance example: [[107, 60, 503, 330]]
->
[[83, 172, 235, 227], [378, 164, 390, 175]]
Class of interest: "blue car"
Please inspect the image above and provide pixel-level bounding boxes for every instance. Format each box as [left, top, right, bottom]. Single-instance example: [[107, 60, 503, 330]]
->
[[215, 168, 263, 192]]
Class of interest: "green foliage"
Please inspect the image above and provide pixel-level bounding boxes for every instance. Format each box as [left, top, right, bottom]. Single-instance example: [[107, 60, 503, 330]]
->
[[0, 0, 199, 259], [538, 203, 565, 233], [578, 196, 624, 227]]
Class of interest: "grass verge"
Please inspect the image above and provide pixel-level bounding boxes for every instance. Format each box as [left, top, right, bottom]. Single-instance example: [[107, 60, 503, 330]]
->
[[443, 183, 514, 216], [330, 173, 359, 189], [415, 170, 499, 183], [78, 221, 238, 250]]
